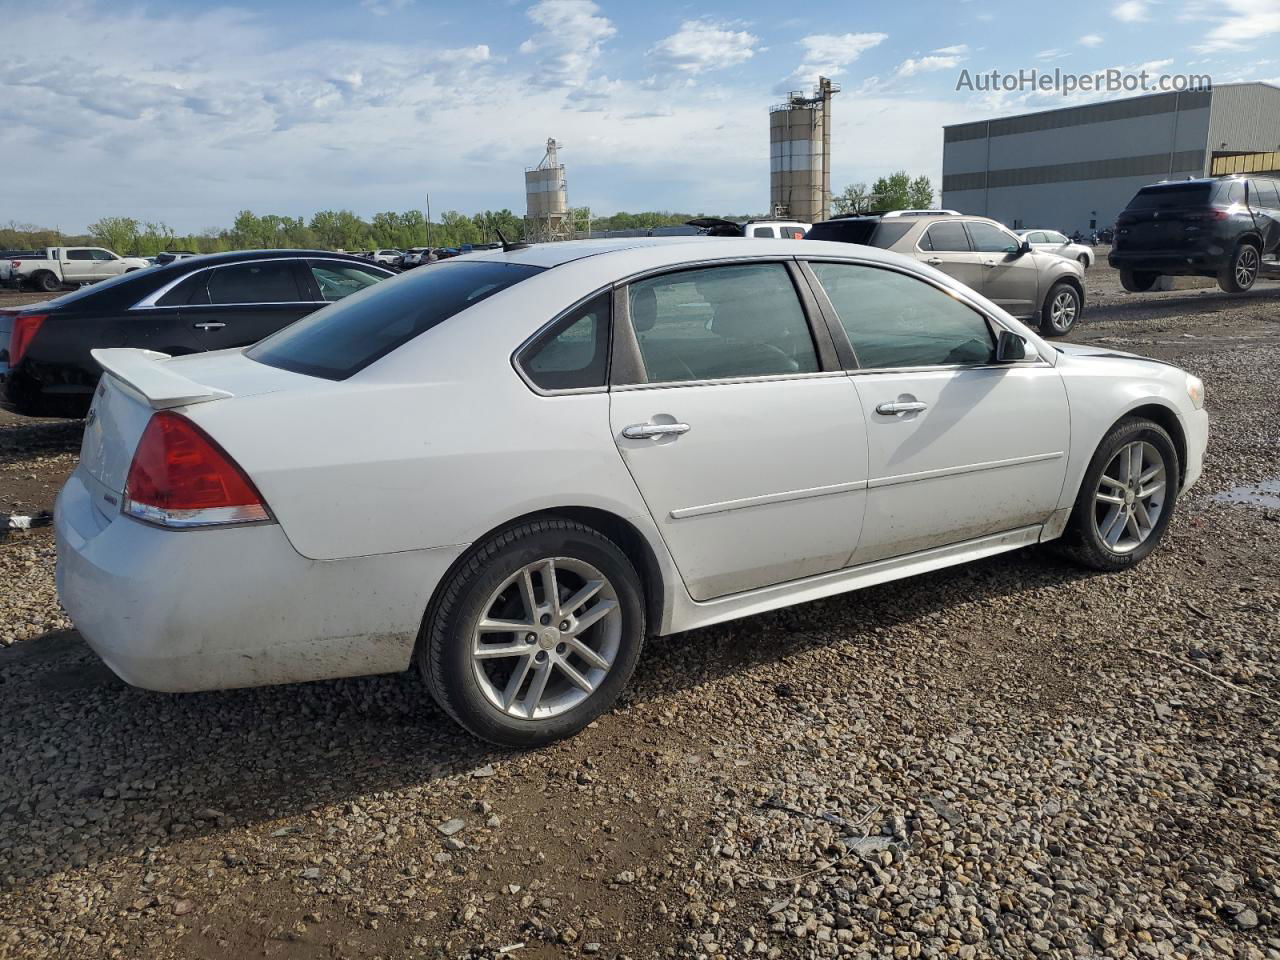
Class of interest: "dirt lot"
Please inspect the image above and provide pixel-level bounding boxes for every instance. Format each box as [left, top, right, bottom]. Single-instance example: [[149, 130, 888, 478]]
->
[[1, 263, 1278, 960]]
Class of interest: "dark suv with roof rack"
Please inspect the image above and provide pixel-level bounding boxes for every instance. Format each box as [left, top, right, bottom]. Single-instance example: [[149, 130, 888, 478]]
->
[[1109, 175, 1280, 293]]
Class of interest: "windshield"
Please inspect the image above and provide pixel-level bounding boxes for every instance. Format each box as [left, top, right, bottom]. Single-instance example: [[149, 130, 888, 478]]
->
[[1126, 184, 1213, 210], [247, 260, 545, 380]]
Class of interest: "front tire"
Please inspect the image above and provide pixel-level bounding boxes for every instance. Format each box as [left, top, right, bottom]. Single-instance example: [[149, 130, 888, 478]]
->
[[1119, 269, 1159, 292], [418, 519, 645, 747], [1039, 281, 1082, 337], [1060, 417, 1179, 571], [1217, 243, 1259, 293]]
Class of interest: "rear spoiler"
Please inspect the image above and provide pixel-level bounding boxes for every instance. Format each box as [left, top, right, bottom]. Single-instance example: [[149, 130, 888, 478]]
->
[[91, 348, 232, 410]]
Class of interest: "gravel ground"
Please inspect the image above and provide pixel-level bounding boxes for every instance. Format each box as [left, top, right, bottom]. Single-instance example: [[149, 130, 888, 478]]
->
[[1, 262, 1278, 960]]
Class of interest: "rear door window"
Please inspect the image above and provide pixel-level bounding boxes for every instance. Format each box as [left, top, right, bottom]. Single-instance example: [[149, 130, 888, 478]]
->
[[921, 221, 971, 252], [66, 249, 93, 261], [1026, 232, 1047, 244], [248, 261, 544, 380], [626, 263, 818, 383], [207, 260, 302, 304], [750, 226, 776, 237]]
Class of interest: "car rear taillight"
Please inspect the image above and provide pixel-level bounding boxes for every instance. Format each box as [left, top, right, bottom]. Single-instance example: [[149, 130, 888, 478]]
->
[[123, 411, 271, 528], [8, 313, 48, 366]]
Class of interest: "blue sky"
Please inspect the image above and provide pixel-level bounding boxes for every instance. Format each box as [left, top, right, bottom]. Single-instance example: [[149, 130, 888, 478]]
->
[[2, 0, 1277, 232]]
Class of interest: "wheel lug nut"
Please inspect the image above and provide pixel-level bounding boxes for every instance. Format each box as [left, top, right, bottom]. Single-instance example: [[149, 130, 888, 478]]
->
[[559, 621, 570, 631], [556, 643, 567, 655], [535, 651, 547, 663], [540, 614, 551, 626], [525, 633, 536, 644]]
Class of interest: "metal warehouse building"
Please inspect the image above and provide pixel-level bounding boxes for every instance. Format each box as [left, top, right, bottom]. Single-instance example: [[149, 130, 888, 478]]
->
[[941, 82, 1280, 235]]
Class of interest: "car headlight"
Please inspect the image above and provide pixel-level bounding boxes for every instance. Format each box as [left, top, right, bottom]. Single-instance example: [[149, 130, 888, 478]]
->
[[1185, 374, 1204, 410]]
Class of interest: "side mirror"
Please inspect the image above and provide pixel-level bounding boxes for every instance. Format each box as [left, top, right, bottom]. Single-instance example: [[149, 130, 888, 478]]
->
[[1017, 239, 1033, 256], [996, 330, 1032, 362]]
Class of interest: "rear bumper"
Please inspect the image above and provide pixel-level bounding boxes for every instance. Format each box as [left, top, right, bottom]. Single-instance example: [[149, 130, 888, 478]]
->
[[55, 469, 466, 692]]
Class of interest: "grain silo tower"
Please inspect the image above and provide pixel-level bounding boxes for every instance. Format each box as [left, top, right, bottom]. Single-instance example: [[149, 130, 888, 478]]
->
[[769, 77, 839, 224], [524, 138, 573, 242]]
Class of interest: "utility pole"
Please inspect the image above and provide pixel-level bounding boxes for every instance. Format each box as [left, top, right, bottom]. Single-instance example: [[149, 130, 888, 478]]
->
[[425, 193, 432, 247]]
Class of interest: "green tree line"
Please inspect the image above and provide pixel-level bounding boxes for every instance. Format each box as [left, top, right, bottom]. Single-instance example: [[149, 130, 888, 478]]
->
[[832, 172, 935, 215], [2, 207, 767, 258]]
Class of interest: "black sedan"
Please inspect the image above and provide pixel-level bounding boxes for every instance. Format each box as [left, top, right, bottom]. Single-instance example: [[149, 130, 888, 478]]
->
[[1, 250, 395, 417]]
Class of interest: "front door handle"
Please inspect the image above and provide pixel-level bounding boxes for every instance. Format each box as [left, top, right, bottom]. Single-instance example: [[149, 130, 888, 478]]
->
[[983, 259, 997, 267], [622, 422, 690, 440], [192, 321, 226, 330], [875, 400, 928, 415], [925, 257, 943, 266]]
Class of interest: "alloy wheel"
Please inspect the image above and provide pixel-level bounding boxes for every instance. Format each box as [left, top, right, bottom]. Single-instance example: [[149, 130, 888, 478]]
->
[[1236, 246, 1259, 289], [1092, 441, 1167, 554], [471, 558, 621, 720]]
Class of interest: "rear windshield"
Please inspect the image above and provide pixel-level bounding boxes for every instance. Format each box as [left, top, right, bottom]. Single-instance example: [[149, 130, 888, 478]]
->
[[1125, 184, 1213, 210], [806, 219, 913, 248], [247, 260, 545, 380]]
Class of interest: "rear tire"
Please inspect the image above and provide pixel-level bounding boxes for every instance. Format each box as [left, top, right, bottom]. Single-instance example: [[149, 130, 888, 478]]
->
[[1217, 242, 1259, 293], [418, 519, 645, 747], [36, 272, 61, 293], [1119, 269, 1159, 293], [1039, 281, 1081, 337], [1059, 417, 1179, 572]]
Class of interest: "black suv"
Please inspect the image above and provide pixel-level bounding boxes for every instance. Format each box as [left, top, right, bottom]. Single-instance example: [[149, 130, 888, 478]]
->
[[1110, 175, 1280, 293]]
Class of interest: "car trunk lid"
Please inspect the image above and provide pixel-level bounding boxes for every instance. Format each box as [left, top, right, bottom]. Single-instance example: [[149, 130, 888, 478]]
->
[[80, 348, 313, 495], [1116, 183, 1216, 251]]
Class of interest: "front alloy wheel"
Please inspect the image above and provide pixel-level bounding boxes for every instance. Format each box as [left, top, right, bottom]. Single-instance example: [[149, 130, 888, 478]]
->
[[1091, 441, 1166, 554], [1061, 417, 1179, 571], [1040, 282, 1081, 336]]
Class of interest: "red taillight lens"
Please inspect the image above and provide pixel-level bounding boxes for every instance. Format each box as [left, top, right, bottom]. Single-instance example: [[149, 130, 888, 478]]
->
[[9, 313, 48, 365], [124, 411, 269, 527]]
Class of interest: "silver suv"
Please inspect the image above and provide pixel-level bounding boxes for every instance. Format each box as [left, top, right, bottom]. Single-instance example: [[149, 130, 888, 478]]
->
[[806, 212, 1087, 336]]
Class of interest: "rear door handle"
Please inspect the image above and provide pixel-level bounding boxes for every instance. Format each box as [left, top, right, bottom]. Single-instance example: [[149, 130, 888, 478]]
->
[[875, 400, 928, 415], [622, 422, 690, 440], [983, 259, 997, 267], [925, 257, 943, 266], [192, 321, 226, 330]]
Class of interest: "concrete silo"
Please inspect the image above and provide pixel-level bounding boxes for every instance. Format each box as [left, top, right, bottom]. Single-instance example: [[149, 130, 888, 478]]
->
[[770, 77, 839, 224], [524, 138, 574, 242]]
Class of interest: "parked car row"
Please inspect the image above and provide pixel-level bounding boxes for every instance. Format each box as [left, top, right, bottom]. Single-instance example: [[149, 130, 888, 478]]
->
[[1, 250, 394, 416], [54, 235, 1208, 746]]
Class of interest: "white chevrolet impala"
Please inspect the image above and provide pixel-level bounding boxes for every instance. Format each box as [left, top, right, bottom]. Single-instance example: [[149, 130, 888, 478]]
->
[[56, 238, 1208, 746]]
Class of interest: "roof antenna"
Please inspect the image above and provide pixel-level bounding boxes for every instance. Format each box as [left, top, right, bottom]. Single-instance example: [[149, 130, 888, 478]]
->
[[496, 228, 529, 252]]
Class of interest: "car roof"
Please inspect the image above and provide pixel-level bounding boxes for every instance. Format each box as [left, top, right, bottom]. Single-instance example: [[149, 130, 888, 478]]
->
[[455, 235, 915, 271]]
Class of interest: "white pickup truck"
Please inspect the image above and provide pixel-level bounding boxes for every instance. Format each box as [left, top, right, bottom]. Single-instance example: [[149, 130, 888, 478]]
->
[[5, 247, 151, 292]]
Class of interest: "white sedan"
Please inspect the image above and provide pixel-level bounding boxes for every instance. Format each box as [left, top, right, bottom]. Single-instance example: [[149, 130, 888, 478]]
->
[[1018, 229, 1096, 267], [56, 237, 1207, 746]]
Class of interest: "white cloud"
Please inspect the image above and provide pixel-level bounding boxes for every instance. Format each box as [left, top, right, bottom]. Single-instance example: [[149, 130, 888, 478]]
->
[[932, 44, 970, 56], [1189, 0, 1280, 52], [789, 32, 887, 86], [896, 55, 964, 77], [1079, 33, 1104, 47], [650, 19, 759, 75], [1112, 1, 1150, 23], [519, 0, 616, 88], [1035, 48, 1067, 61], [361, 0, 414, 15]]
